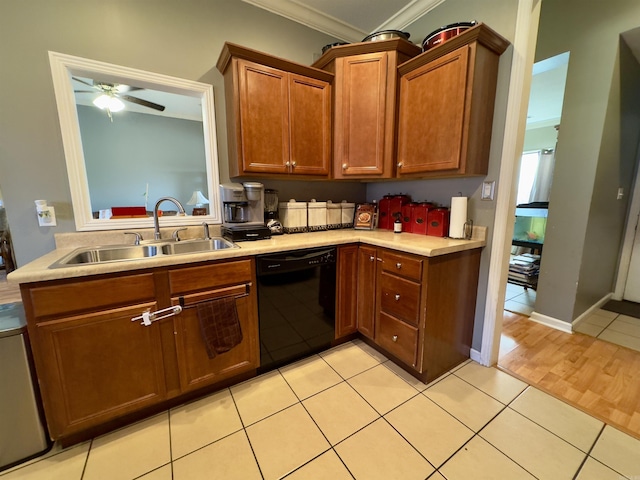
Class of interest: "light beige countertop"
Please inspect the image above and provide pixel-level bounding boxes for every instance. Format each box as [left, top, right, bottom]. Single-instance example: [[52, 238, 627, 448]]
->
[[8, 226, 486, 284]]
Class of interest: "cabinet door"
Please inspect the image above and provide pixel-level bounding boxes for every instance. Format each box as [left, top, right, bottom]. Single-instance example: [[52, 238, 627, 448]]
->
[[357, 245, 378, 338], [172, 285, 259, 393], [289, 73, 331, 176], [397, 46, 470, 175], [237, 59, 290, 174], [336, 245, 358, 338], [334, 52, 390, 179], [35, 303, 166, 438]]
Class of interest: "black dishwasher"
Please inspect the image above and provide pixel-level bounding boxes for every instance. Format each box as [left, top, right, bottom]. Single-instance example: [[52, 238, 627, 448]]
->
[[256, 247, 336, 372]]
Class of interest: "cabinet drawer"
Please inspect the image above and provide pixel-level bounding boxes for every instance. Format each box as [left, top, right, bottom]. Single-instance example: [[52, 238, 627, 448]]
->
[[380, 250, 422, 281], [377, 312, 419, 367], [168, 259, 253, 294], [379, 272, 421, 326]]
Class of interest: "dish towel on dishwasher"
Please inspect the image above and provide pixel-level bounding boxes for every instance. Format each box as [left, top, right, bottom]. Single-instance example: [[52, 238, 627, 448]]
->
[[196, 296, 243, 359]]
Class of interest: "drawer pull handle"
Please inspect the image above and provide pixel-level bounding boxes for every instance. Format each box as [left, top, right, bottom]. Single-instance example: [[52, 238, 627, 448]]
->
[[395, 294, 400, 301], [392, 335, 398, 342], [396, 262, 402, 269]]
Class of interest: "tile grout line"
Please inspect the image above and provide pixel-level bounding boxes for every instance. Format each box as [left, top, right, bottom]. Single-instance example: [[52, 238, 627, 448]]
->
[[270, 365, 356, 480], [228, 384, 267, 479]]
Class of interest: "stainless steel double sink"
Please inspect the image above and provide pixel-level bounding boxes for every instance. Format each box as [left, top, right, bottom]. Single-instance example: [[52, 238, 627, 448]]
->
[[49, 238, 237, 268]]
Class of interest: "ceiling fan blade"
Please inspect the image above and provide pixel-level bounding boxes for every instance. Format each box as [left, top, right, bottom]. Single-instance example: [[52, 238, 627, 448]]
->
[[73, 90, 94, 93], [120, 94, 166, 112], [72, 77, 96, 88]]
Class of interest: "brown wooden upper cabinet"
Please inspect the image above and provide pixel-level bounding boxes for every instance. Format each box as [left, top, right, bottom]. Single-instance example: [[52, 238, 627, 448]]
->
[[396, 23, 510, 178], [217, 43, 333, 178], [313, 39, 421, 179]]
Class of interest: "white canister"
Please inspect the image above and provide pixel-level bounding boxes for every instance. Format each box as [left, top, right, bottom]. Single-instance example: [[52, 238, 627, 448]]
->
[[341, 201, 355, 229], [326, 201, 342, 230], [307, 199, 327, 231], [279, 199, 308, 234]]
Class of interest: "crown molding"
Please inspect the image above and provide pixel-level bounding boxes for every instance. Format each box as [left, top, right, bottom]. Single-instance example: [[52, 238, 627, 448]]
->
[[242, 0, 367, 43], [375, 0, 446, 31]]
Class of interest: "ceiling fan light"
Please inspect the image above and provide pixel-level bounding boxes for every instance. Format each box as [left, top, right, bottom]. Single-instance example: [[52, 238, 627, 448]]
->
[[93, 94, 125, 112]]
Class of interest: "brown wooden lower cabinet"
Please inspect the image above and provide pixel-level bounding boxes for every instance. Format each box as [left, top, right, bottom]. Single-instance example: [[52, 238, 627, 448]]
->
[[34, 302, 167, 439], [356, 245, 377, 339], [22, 258, 259, 443], [168, 261, 259, 394], [348, 245, 482, 383], [23, 245, 480, 444]]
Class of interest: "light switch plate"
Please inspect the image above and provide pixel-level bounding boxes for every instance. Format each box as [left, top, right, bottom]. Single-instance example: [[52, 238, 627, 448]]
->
[[481, 181, 495, 201]]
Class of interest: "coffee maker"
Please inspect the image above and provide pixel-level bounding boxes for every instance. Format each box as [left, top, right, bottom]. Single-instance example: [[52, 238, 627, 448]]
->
[[220, 183, 271, 241]]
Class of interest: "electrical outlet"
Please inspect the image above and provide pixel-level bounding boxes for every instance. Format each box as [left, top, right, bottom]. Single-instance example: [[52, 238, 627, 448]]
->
[[37, 206, 57, 227]]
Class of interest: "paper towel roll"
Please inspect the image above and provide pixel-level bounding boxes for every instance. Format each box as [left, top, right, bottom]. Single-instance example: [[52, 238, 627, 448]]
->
[[449, 196, 468, 238]]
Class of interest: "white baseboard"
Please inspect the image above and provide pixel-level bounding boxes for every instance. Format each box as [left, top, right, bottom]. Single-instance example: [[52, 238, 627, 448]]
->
[[571, 293, 613, 328], [470, 348, 482, 364], [529, 311, 573, 333]]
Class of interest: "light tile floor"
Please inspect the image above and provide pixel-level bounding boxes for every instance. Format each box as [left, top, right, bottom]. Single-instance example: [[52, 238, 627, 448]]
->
[[3, 339, 640, 480], [504, 283, 536, 316], [576, 308, 640, 353]]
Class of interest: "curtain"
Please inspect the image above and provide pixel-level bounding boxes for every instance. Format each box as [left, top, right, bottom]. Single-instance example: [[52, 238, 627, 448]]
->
[[529, 149, 555, 202]]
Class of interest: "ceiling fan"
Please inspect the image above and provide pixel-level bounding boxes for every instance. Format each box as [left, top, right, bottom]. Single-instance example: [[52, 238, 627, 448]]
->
[[73, 77, 166, 121]]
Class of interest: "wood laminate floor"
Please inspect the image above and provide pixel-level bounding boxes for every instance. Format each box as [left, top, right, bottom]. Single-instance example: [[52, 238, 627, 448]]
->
[[498, 310, 640, 440], [0, 269, 21, 304]]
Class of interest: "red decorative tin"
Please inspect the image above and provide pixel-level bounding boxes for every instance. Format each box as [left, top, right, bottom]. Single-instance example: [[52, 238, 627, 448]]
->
[[427, 207, 450, 237], [402, 203, 416, 233], [378, 195, 392, 230], [411, 202, 432, 235]]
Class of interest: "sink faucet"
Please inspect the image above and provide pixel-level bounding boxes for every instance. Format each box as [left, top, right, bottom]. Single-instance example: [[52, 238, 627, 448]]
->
[[202, 222, 210, 240], [153, 197, 186, 240]]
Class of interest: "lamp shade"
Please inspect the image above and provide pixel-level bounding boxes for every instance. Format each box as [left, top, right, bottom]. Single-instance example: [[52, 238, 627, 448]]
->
[[187, 191, 209, 206]]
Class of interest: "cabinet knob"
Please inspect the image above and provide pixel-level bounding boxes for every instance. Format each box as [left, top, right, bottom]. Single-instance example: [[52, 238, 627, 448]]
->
[[396, 262, 402, 269], [285, 161, 291, 167], [397, 162, 403, 168], [392, 335, 398, 342], [291, 161, 297, 167], [369, 255, 375, 262], [395, 294, 400, 301], [342, 163, 348, 170]]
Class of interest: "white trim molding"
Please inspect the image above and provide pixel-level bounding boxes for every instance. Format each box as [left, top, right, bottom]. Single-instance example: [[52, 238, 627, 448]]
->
[[242, 0, 367, 43], [242, 0, 444, 42], [529, 311, 572, 333], [470, 348, 482, 364], [48, 51, 222, 231], [478, 0, 542, 367], [571, 293, 613, 329], [375, 0, 445, 32]]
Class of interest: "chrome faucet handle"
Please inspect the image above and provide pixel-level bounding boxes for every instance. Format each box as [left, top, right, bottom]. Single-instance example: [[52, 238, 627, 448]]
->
[[172, 228, 187, 241], [202, 222, 210, 240], [124, 232, 143, 245]]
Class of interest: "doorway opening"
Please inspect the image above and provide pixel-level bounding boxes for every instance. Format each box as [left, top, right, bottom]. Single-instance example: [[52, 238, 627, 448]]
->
[[504, 52, 568, 316]]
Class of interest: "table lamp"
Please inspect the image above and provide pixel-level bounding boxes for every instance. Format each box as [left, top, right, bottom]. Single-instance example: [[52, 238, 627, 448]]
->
[[187, 190, 209, 215]]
